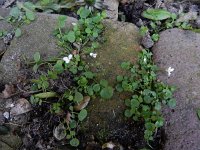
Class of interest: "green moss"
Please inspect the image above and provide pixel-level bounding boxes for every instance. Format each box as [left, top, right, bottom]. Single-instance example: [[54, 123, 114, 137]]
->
[[88, 21, 141, 85], [81, 20, 142, 140]]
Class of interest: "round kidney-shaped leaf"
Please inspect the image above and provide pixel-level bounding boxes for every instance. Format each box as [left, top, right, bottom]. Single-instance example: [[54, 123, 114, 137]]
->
[[78, 109, 87, 121], [100, 86, 113, 99]]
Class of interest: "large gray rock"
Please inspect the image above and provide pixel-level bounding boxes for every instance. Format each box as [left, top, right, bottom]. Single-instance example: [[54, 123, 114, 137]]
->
[[152, 28, 200, 150], [0, 9, 77, 84]]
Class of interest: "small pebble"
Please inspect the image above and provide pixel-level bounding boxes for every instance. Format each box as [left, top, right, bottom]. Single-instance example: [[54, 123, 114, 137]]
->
[[3, 112, 9, 119]]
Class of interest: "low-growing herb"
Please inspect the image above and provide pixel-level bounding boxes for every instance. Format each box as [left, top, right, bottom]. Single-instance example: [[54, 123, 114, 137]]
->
[[117, 49, 176, 141]]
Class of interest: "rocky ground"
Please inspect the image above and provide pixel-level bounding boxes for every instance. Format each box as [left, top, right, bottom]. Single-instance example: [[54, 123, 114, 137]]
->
[[0, 0, 200, 150]]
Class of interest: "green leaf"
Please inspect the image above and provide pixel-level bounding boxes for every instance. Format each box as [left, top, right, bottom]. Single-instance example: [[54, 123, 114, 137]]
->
[[155, 117, 164, 127], [70, 138, 80, 147], [9, 7, 20, 18], [143, 95, 153, 104], [131, 99, 140, 108], [57, 15, 67, 28], [116, 75, 123, 82], [34, 52, 40, 62], [85, 28, 91, 34], [115, 84, 123, 92], [140, 26, 148, 36], [78, 7, 90, 19], [167, 98, 176, 108], [69, 120, 77, 128], [33, 64, 39, 73], [142, 9, 171, 21], [125, 99, 131, 107], [49, 4, 61, 11], [15, 28, 22, 38], [48, 71, 58, 79], [93, 84, 101, 92], [92, 31, 98, 38], [92, 42, 99, 48], [124, 109, 132, 118], [145, 122, 155, 131], [74, 91, 83, 102], [87, 86, 94, 96], [34, 92, 57, 98], [151, 34, 159, 42], [83, 71, 94, 79], [100, 79, 108, 87], [144, 130, 153, 141], [197, 109, 200, 120], [25, 10, 35, 21], [24, 2, 35, 10], [54, 60, 64, 74], [78, 77, 88, 86], [100, 86, 113, 99], [121, 62, 131, 70], [78, 109, 87, 121], [66, 31, 76, 43], [155, 102, 161, 111], [101, 11, 107, 18]]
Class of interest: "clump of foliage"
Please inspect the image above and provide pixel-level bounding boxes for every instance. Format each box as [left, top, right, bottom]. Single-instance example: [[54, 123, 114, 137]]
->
[[54, 7, 106, 52], [140, 8, 193, 42], [30, 7, 113, 147], [6, 1, 36, 37], [32, 0, 105, 13], [116, 49, 176, 141]]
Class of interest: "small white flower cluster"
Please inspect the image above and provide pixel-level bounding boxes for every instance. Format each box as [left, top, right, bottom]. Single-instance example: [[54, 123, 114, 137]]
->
[[143, 57, 147, 63], [72, 22, 77, 26], [63, 54, 73, 64], [90, 52, 97, 58], [166, 66, 174, 77]]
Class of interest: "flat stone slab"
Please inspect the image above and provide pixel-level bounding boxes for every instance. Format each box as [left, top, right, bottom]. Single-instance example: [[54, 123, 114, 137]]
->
[[152, 28, 200, 150], [0, 9, 77, 84]]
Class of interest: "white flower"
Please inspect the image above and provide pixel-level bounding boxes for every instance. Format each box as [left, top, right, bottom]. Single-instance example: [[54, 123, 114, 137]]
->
[[68, 54, 73, 60], [166, 67, 174, 77], [63, 54, 73, 64], [72, 22, 77, 26], [90, 53, 97, 58], [63, 57, 70, 63], [144, 57, 147, 63], [3, 112, 9, 119]]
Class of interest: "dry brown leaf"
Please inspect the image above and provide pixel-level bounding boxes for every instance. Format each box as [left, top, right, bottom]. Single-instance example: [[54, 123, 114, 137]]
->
[[66, 112, 71, 126], [74, 96, 90, 111]]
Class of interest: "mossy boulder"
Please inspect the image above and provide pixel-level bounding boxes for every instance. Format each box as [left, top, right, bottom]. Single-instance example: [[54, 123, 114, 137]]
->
[[81, 20, 142, 144]]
